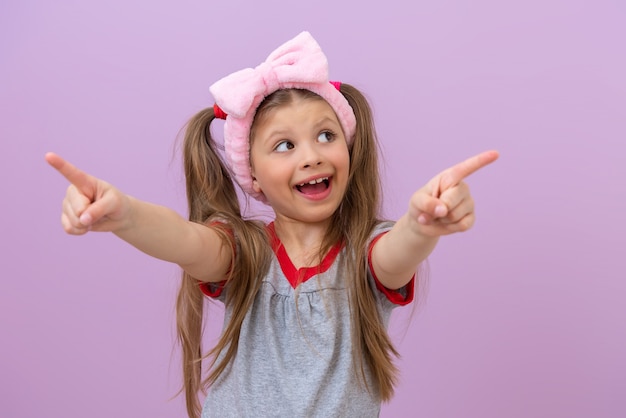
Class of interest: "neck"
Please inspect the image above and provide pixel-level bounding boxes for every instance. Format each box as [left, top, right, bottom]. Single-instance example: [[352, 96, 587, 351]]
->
[[272, 217, 332, 268]]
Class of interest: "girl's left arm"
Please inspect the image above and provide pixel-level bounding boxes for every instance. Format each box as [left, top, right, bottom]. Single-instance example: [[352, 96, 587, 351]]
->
[[371, 150, 499, 290]]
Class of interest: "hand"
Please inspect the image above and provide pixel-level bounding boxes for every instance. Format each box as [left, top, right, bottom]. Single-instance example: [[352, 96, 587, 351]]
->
[[408, 150, 499, 237], [45, 152, 132, 235]]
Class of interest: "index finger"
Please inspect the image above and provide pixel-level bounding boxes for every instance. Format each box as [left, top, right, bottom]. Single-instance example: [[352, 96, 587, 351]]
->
[[45, 152, 96, 197], [440, 150, 499, 190]]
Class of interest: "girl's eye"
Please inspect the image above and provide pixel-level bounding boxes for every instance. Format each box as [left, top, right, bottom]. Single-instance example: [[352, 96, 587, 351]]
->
[[317, 131, 335, 143], [274, 141, 294, 152]]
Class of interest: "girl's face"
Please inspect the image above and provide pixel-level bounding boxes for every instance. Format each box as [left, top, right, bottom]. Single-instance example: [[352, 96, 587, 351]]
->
[[250, 97, 350, 226]]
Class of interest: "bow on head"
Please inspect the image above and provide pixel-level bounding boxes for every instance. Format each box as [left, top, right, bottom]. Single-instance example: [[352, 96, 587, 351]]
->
[[207, 31, 356, 203], [210, 32, 329, 119]]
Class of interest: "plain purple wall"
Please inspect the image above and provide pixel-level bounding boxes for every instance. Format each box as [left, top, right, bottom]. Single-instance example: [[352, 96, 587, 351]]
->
[[1, 0, 625, 417]]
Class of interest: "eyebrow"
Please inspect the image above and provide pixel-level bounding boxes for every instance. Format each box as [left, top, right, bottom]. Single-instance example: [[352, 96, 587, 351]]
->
[[312, 116, 340, 129], [261, 116, 340, 141], [261, 129, 291, 142]]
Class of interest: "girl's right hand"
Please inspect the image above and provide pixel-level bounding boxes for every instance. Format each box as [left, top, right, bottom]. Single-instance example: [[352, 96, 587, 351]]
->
[[45, 152, 132, 235]]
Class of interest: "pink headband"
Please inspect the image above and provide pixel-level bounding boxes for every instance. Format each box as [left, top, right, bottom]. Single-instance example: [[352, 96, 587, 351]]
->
[[209, 31, 357, 202]]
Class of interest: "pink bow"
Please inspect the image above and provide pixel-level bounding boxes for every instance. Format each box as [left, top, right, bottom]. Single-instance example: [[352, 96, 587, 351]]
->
[[210, 32, 329, 119]]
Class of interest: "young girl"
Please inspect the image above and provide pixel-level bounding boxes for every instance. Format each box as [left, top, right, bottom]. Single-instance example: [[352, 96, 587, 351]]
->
[[46, 32, 498, 418]]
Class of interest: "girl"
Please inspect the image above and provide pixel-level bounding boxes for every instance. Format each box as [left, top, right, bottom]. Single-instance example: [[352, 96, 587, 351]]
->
[[46, 32, 498, 417]]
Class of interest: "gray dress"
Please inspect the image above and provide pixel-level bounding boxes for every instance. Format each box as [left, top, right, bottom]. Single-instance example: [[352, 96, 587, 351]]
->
[[200, 222, 414, 418]]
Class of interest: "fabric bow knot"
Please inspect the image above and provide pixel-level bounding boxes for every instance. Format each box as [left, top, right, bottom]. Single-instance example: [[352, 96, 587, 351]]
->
[[210, 32, 329, 119]]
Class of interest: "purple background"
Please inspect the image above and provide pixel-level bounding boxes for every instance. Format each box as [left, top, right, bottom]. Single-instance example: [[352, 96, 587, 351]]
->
[[2, 0, 625, 417]]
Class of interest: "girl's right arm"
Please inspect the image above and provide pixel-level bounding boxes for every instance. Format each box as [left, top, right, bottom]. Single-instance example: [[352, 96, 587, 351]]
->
[[45, 152, 231, 283]]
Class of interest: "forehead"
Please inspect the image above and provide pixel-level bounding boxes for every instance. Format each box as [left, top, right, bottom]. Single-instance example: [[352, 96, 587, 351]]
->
[[252, 96, 339, 136]]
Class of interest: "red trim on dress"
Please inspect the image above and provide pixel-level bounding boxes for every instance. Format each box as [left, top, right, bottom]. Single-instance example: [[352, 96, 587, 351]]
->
[[267, 222, 343, 289], [199, 280, 228, 298], [368, 233, 415, 306]]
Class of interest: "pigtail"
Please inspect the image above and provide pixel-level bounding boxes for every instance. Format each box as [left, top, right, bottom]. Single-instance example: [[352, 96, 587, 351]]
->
[[176, 108, 270, 418], [338, 83, 401, 401]]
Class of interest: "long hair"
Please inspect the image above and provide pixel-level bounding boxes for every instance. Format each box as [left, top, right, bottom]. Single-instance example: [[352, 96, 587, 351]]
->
[[334, 84, 401, 400], [176, 107, 271, 417], [176, 84, 402, 418]]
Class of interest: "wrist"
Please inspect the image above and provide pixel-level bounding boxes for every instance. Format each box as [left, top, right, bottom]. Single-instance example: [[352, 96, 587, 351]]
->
[[401, 213, 438, 241], [114, 194, 136, 233]]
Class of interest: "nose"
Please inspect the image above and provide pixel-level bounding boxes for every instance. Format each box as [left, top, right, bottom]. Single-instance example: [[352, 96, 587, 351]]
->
[[303, 160, 322, 168], [301, 143, 323, 168]]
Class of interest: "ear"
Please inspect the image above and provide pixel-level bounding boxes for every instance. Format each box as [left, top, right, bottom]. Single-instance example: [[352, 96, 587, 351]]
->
[[251, 174, 262, 194]]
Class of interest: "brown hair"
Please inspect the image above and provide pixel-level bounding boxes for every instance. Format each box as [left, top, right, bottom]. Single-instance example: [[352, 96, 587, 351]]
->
[[176, 84, 402, 418]]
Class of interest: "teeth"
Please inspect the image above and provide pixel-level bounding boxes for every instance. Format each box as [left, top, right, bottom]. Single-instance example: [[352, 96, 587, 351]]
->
[[298, 177, 328, 186]]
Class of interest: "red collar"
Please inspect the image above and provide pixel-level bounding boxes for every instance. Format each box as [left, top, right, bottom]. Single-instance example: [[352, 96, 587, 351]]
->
[[267, 222, 343, 289]]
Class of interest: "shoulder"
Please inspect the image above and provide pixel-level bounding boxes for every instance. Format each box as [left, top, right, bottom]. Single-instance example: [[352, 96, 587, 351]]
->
[[370, 220, 395, 240]]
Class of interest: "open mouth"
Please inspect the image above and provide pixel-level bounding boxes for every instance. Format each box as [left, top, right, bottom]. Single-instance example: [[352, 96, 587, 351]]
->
[[295, 177, 330, 195]]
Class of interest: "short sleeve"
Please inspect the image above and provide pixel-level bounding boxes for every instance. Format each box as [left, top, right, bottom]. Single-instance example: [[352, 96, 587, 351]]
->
[[367, 227, 415, 307], [199, 280, 228, 299]]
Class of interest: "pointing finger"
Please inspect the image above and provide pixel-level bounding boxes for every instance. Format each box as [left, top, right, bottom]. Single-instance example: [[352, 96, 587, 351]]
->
[[45, 152, 96, 198], [439, 150, 499, 191]]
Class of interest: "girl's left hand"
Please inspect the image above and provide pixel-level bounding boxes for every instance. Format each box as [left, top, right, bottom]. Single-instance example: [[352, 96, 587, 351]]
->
[[408, 150, 499, 237]]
